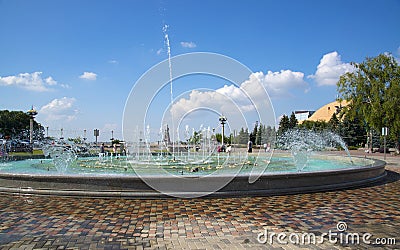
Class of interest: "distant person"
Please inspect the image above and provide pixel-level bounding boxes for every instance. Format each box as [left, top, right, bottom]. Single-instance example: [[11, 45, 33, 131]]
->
[[100, 143, 105, 154], [248, 140, 253, 153], [226, 144, 232, 155], [263, 143, 267, 152]]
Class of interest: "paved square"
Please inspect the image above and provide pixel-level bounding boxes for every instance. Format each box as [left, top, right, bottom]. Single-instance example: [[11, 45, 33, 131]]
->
[[0, 152, 398, 249]]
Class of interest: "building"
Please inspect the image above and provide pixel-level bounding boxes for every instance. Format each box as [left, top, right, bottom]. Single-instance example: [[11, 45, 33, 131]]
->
[[306, 100, 349, 122], [294, 110, 315, 122]]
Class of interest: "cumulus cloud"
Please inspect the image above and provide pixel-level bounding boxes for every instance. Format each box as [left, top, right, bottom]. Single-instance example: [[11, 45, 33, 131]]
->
[[79, 71, 97, 80], [0, 72, 60, 92], [308, 51, 354, 86], [39, 97, 78, 122], [169, 69, 306, 126], [244, 70, 308, 97], [180, 41, 197, 48]]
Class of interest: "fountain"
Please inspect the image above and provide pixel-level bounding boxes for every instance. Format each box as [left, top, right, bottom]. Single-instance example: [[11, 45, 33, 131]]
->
[[0, 127, 387, 198]]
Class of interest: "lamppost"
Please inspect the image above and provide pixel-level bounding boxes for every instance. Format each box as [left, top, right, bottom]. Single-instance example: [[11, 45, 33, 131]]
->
[[26, 106, 38, 144], [219, 115, 227, 149], [382, 127, 388, 160], [94, 129, 99, 145]]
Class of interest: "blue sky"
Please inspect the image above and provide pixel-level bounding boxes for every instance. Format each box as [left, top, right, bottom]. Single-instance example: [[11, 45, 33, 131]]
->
[[0, 0, 399, 141]]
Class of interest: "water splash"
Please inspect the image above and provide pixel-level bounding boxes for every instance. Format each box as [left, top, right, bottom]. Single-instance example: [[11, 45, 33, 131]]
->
[[278, 129, 353, 171], [42, 140, 77, 173], [163, 24, 175, 158]]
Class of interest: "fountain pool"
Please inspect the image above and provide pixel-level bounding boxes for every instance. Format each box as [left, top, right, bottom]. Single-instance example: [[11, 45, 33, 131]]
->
[[0, 152, 386, 198]]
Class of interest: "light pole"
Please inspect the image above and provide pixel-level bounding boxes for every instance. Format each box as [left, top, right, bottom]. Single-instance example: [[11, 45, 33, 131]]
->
[[219, 116, 227, 149], [94, 129, 99, 145], [382, 127, 388, 160], [26, 106, 38, 144]]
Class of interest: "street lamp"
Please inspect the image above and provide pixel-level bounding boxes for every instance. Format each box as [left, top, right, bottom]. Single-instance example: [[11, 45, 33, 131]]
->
[[219, 115, 227, 149], [26, 106, 38, 144], [94, 129, 99, 145]]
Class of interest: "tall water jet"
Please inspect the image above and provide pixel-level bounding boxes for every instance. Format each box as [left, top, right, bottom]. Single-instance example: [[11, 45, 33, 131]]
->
[[162, 24, 175, 159]]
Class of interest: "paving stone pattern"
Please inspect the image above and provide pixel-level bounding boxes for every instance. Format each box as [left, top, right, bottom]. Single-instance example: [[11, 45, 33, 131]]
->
[[0, 153, 399, 249]]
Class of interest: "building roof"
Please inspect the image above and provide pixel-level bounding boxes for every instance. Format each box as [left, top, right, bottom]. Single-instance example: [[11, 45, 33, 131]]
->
[[306, 100, 348, 122]]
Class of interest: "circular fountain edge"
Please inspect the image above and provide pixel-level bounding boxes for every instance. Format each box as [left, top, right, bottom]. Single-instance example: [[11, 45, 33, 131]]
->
[[0, 157, 386, 198]]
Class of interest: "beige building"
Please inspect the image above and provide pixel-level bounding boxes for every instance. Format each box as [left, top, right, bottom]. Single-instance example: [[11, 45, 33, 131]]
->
[[306, 100, 349, 122]]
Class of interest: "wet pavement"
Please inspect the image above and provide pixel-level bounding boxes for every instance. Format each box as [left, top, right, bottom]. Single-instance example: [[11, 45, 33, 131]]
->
[[0, 151, 398, 249]]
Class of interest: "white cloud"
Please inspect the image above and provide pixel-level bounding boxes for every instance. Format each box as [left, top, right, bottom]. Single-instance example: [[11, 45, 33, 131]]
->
[[180, 41, 197, 48], [39, 97, 78, 122], [108, 59, 118, 64], [0, 72, 59, 92], [308, 51, 354, 86], [169, 69, 306, 125], [156, 48, 163, 55], [79, 72, 97, 80], [245, 70, 308, 97]]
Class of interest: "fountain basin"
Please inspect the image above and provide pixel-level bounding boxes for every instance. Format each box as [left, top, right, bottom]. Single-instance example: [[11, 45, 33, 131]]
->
[[0, 155, 386, 198]]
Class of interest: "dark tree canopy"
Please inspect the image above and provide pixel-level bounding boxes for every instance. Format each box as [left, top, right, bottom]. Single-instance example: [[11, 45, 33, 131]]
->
[[0, 110, 43, 139]]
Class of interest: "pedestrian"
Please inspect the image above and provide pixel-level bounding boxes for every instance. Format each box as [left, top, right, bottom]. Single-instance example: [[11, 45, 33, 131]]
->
[[248, 140, 253, 153]]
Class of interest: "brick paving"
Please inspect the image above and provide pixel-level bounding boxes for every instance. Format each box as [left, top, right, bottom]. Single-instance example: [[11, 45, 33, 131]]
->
[[0, 151, 399, 249]]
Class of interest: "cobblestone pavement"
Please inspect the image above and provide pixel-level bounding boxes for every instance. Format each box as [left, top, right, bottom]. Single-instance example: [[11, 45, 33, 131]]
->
[[0, 151, 399, 249]]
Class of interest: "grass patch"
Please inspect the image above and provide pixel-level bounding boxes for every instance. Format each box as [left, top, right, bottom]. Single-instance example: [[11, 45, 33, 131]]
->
[[9, 149, 43, 156]]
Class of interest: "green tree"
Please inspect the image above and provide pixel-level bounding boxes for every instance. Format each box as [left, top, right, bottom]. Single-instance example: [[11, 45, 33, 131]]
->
[[256, 123, 263, 145], [338, 116, 367, 147], [236, 127, 249, 144], [249, 122, 258, 145], [189, 131, 202, 144], [298, 120, 329, 131], [337, 53, 400, 151], [215, 133, 230, 144], [328, 113, 340, 133], [278, 115, 290, 135], [289, 112, 298, 129]]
